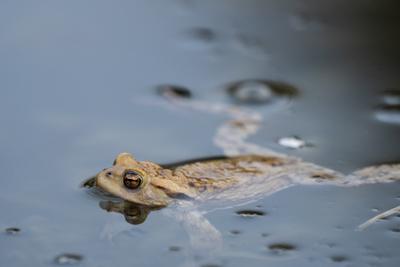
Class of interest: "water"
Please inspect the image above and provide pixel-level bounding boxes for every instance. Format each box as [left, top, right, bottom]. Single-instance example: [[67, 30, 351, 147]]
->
[[1, 0, 400, 266]]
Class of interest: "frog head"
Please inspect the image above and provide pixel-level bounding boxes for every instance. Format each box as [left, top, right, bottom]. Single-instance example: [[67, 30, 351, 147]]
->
[[95, 153, 195, 207]]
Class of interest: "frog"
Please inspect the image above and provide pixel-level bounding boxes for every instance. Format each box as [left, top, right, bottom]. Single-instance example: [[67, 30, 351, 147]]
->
[[86, 91, 400, 232], [89, 151, 400, 229]]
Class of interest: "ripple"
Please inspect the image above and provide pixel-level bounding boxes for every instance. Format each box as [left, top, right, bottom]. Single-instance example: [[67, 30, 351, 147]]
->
[[289, 13, 324, 31], [374, 105, 400, 125], [54, 253, 83, 265], [157, 84, 192, 99], [236, 209, 266, 217], [233, 33, 270, 59], [4, 227, 20, 235], [180, 27, 217, 49], [226, 79, 298, 105]]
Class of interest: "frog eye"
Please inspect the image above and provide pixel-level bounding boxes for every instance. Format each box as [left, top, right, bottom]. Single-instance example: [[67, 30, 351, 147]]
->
[[123, 170, 143, 190]]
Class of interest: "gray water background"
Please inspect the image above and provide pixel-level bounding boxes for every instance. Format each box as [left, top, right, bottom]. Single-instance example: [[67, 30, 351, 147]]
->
[[1, 1, 400, 266]]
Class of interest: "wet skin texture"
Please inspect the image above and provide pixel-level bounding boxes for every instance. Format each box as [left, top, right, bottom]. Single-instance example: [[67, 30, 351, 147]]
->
[[87, 151, 400, 229], [91, 151, 400, 210], [94, 152, 285, 207]]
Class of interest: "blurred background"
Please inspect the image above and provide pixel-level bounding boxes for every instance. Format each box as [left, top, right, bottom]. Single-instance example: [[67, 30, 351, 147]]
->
[[1, 1, 400, 266]]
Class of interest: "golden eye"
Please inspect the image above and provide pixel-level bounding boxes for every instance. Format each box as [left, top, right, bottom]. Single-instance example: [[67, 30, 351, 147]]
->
[[123, 170, 143, 189]]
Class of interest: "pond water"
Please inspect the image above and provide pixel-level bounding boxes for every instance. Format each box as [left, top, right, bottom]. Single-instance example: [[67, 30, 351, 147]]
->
[[1, 0, 400, 266]]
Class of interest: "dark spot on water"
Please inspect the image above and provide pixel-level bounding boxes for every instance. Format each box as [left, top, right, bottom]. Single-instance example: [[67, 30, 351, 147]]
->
[[390, 227, 400, 232], [268, 243, 297, 255], [229, 229, 241, 235], [54, 253, 83, 265], [4, 227, 20, 235], [261, 233, 269, 237], [226, 79, 298, 105], [330, 255, 349, 262], [236, 209, 266, 217], [157, 84, 192, 99], [169, 246, 181, 252], [201, 264, 221, 267], [185, 27, 216, 43]]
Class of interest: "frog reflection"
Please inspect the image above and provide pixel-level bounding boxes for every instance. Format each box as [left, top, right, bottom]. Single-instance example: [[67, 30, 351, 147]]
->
[[99, 200, 159, 225]]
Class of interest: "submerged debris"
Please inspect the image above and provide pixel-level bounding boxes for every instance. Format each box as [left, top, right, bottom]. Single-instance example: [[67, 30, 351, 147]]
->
[[236, 209, 266, 217], [358, 205, 400, 230]]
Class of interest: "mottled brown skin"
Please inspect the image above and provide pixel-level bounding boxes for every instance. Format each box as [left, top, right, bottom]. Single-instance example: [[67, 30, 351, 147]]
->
[[95, 152, 286, 207], [95, 151, 400, 211]]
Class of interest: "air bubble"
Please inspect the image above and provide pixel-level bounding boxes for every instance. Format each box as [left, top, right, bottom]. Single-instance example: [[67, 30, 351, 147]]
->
[[278, 136, 308, 149], [54, 253, 83, 265], [226, 79, 298, 105], [236, 209, 266, 217], [374, 105, 400, 125]]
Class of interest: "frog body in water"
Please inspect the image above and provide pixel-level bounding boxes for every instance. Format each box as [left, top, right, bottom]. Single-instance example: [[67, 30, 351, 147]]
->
[[92, 151, 398, 209]]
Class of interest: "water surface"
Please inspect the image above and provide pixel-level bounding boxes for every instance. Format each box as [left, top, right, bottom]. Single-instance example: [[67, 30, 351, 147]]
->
[[1, 1, 400, 266]]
